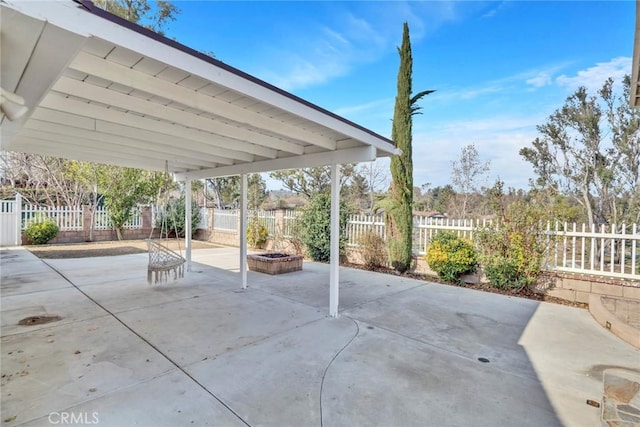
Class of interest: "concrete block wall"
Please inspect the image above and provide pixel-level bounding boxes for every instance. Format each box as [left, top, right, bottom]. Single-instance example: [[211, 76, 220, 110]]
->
[[539, 273, 640, 303]]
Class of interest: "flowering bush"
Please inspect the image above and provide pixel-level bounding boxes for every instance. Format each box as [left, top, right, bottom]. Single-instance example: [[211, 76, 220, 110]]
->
[[426, 232, 477, 283], [476, 200, 551, 290], [24, 219, 59, 245], [247, 218, 268, 248]]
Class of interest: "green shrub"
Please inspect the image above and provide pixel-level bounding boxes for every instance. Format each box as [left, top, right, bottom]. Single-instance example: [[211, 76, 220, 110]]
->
[[476, 200, 552, 291], [24, 219, 59, 245], [298, 193, 349, 262], [481, 257, 528, 290], [155, 197, 201, 238], [425, 232, 477, 283], [357, 231, 388, 269], [247, 217, 268, 248]]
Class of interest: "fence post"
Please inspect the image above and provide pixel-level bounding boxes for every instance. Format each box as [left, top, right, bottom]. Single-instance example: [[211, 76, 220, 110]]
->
[[83, 206, 92, 241], [275, 209, 285, 237]]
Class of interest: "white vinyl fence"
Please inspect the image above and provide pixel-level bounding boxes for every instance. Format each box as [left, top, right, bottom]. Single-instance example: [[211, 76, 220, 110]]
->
[[11, 200, 635, 281], [20, 205, 143, 231], [254, 210, 276, 236], [22, 204, 83, 230], [213, 209, 239, 232], [346, 214, 639, 281], [206, 209, 639, 280], [347, 214, 386, 246], [0, 195, 21, 246], [283, 210, 301, 238], [547, 222, 639, 280]]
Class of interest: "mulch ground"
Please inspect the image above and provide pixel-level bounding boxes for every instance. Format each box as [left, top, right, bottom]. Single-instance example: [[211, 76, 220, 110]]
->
[[25, 241, 586, 309]]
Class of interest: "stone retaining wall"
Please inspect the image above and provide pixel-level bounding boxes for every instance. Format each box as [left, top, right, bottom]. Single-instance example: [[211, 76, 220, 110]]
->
[[536, 272, 640, 303]]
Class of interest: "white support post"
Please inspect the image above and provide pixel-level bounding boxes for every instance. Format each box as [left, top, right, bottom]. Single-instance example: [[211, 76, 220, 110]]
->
[[184, 179, 192, 272], [329, 163, 341, 317], [15, 193, 22, 246], [240, 173, 248, 289]]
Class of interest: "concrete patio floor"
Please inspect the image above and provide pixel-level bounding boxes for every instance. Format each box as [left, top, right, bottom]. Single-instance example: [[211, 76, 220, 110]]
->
[[1, 246, 639, 427]]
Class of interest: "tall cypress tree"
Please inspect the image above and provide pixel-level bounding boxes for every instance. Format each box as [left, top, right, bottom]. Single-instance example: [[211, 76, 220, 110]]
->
[[387, 22, 434, 272]]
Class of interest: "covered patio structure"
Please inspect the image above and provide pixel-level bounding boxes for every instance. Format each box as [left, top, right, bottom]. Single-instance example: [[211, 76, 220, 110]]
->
[[0, 0, 397, 317]]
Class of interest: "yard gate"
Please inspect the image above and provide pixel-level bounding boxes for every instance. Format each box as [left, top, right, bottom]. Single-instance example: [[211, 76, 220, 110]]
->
[[0, 194, 22, 246]]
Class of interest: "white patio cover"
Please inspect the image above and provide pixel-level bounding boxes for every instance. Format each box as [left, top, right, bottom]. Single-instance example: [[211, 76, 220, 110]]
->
[[0, 0, 398, 317]]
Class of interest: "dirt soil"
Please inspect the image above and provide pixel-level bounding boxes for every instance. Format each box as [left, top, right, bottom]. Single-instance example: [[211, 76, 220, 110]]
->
[[26, 239, 220, 259]]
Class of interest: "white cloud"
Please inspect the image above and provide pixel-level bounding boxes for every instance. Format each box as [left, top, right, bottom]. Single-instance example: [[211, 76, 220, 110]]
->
[[433, 64, 569, 103], [556, 57, 631, 92], [412, 115, 542, 190], [526, 72, 552, 88], [333, 98, 393, 118], [255, 1, 477, 92], [482, 1, 509, 19]]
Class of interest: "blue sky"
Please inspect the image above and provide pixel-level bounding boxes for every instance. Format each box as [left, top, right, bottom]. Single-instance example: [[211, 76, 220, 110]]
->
[[167, 1, 634, 191]]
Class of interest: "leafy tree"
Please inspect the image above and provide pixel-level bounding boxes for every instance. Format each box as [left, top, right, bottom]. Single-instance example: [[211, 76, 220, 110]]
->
[[155, 195, 201, 238], [451, 144, 490, 219], [386, 22, 434, 272], [0, 153, 93, 206], [415, 184, 455, 214], [342, 172, 370, 212], [94, 0, 180, 34], [269, 165, 359, 198], [476, 183, 555, 291], [298, 193, 349, 262], [205, 174, 267, 210], [520, 75, 639, 226], [103, 168, 164, 240], [358, 160, 391, 213]]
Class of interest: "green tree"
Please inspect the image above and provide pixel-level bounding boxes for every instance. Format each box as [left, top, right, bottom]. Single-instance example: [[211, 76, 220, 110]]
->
[[342, 172, 370, 212], [94, 0, 180, 34], [206, 174, 267, 210], [451, 144, 490, 219], [298, 193, 349, 262], [103, 168, 164, 240], [386, 22, 434, 272], [476, 182, 555, 291], [155, 195, 201, 238], [269, 165, 359, 198], [520, 75, 639, 226]]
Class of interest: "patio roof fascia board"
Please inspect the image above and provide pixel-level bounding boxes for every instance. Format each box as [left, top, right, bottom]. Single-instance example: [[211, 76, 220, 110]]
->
[[175, 146, 377, 181], [7, 0, 396, 155], [631, 0, 640, 108]]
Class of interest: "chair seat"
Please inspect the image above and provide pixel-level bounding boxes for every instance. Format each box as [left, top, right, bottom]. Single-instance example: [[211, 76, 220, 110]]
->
[[146, 239, 185, 284]]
